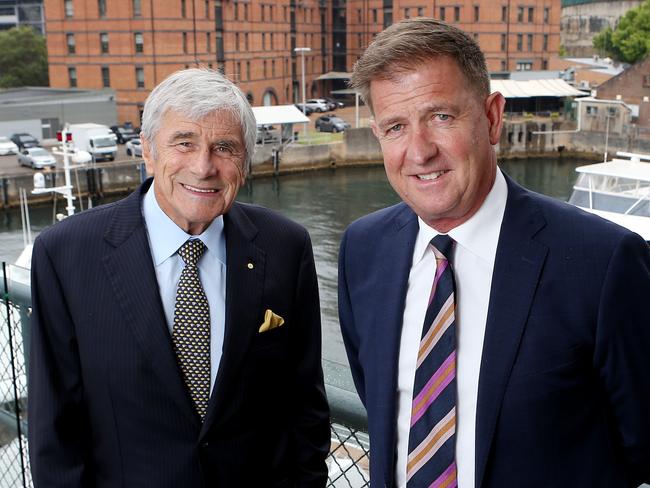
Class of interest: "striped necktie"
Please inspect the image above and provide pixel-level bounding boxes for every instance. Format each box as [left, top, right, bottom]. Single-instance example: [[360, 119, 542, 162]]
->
[[172, 239, 211, 420], [407, 234, 457, 488]]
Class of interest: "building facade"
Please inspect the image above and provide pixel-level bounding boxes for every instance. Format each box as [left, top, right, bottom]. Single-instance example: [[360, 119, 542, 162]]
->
[[45, 0, 561, 124], [0, 0, 45, 33], [561, 0, 643, 57]]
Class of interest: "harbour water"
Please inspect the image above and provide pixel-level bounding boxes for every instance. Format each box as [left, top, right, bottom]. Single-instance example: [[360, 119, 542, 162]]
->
[[0, 158, 583, 381]]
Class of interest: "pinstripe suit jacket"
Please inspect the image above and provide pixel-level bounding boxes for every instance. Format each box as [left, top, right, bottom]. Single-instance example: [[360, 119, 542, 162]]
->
[[28, 178, 330, 487]]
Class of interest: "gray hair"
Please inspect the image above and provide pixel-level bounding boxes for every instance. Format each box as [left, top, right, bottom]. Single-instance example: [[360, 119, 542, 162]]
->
[[141, 68, 256, 171], [350, 17, 490, 112]]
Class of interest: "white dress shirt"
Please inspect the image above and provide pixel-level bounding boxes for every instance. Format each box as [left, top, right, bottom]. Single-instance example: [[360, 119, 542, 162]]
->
[[395, 169, 508, 488], [142, 183, 227, 394]]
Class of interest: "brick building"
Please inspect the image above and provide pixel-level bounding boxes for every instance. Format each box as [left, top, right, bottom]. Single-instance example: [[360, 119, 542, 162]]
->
[[45, 0, 561, 124], [595, 56, 650, 106]]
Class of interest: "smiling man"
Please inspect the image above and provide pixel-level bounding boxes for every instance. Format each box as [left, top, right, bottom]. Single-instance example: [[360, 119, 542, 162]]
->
[[28, 68, 330, 487], [338, 18, 650, 488]]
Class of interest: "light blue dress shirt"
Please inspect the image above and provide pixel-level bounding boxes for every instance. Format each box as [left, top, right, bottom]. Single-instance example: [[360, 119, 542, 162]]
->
[[142, 185, 226, 394]]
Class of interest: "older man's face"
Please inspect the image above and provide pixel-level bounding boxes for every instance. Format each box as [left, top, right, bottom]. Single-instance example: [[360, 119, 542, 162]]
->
[[370, 56, 504, 233], [143, 109, 246, 235]]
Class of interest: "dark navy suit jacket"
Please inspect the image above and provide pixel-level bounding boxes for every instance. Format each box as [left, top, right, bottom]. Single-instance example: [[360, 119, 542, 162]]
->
[[338, 174, 650, 487], [28, 179, 330, 487]]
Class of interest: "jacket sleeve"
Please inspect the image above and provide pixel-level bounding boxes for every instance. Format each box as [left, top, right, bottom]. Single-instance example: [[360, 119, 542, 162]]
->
[[337, 228, 366, 407], [28, 236, 93, 487], [593, 232, 650, 486], [290, 230, 331, 487]]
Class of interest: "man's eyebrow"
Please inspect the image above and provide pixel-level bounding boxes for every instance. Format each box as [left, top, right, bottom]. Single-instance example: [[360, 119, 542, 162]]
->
[[167, 130, 197, 142]]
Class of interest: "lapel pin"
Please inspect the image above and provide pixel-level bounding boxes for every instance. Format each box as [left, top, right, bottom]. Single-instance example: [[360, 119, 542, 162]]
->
[[247, 262, 254, 270]]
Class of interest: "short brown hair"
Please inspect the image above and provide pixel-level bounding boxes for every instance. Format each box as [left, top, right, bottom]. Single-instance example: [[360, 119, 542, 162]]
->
[[350, 18, 490, 112]]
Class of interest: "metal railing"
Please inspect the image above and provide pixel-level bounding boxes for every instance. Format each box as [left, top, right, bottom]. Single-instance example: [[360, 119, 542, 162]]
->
[[1, 262, 369, 487]]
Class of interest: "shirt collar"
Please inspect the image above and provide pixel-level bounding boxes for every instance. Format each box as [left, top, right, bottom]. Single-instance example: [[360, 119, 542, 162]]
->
[[142, 181, 226, 266], [412, 168, 508, 265]]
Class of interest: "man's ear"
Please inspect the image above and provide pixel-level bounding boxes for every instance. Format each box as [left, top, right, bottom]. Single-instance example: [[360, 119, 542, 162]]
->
[[141, 136, 154, 176], [485, 92, 506, 146]]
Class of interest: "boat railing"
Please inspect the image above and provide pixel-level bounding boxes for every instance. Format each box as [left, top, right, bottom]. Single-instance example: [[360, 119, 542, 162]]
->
[[0, 262, 371, 488]]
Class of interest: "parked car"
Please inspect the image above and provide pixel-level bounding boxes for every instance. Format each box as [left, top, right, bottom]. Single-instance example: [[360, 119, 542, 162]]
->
[[323, 97, 345, 109], [0, 136, 19, 155], [256, 125, 279, 144], [17, 147, 57, 169], [110, 124, 139, 144], [315, 115, 351, 133], [304, 99, 331, 113], [10, 133, 40, 150], [294, 103, 314, 115], [125, 138, 143, 157]]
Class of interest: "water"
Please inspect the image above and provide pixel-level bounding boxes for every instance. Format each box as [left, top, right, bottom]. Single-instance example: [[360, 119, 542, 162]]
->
[[0, 158, 583, 386]]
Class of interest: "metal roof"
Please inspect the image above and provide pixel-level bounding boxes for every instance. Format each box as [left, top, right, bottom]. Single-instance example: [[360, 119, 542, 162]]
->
[[251, 105, 309, 125], [490, 79, 587, 98], [315, 71, 352, 80]]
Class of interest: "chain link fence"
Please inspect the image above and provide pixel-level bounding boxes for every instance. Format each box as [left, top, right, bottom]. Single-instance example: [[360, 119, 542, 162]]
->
[[1, 263, 32, 488], [1, 261, 370, 487]]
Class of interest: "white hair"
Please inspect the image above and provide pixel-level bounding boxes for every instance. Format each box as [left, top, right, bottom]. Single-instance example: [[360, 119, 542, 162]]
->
[[141, 68, 256, 171]]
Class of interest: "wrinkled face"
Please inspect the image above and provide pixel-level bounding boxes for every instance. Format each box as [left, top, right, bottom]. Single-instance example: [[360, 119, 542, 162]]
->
[[370, 56, 505, 232], [143, 109, 246, 235]]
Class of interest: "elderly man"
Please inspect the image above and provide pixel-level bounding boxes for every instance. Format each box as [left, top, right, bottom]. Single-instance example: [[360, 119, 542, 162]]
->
[[28, 68, 330, 487], [338, 18, 650, 488]]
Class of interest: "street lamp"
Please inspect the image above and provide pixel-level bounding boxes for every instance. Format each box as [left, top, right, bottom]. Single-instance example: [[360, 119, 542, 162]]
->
[[294, 47, 311, 140]]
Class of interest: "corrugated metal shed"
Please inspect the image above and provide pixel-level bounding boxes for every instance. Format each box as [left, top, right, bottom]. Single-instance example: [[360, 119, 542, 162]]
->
[[490, 79, 587, 98]]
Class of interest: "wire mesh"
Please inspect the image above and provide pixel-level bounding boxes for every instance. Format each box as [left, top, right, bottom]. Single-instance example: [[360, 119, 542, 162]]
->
[[327, 422, 371, 487], [1, 263, 32, 488]]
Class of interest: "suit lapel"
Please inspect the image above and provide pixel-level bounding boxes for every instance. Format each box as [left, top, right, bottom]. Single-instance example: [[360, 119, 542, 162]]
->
[[102, 180, 200, 427], [373, 204, 419, 485], [475, 176, 548, 487], [200, 203, 265, 437]]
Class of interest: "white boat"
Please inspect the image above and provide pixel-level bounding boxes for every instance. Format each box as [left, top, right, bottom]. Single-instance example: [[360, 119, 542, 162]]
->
[[568, 151, 650, 241]]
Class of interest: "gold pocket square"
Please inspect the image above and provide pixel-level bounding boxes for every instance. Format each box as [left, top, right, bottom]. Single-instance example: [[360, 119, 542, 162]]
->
[[258, 309, 285, 333]]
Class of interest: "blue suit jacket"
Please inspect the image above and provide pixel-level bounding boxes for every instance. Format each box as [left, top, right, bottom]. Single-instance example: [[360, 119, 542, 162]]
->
[[338, 174, 650, 487], [28, 179, 330, 487]]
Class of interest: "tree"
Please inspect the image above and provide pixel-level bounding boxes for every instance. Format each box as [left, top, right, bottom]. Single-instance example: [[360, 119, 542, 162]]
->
[[593, 0, 650, 63], [0, 26, 49, 88]]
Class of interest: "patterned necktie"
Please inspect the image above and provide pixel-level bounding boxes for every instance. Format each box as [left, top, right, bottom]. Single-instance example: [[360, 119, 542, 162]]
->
[[407, 234, 457, 488], [172, 239, 211, 420]]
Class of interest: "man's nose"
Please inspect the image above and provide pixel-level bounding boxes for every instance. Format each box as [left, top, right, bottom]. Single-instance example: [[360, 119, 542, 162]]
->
[[191, 146, 218, 177], [406, 124, 438, 165]]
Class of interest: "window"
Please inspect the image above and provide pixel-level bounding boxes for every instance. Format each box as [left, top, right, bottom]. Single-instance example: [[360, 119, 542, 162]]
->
[[357, 33, 362, 46], [100, 32, 109, 53], [283, 5, 287, 21], [404, 7, 410, 19], [357, 8, 362, 22], [182, 32, 188, 53], [263, 60, 267, 78], [270, 32, 274, 49], [527, 34, 533, 51], [262, 32, 266, 49], [181, 0, 186, 18], [244, 3, 248, 20], [134, 32, 144, 53], [586, 106, 598, 116], [133, 0, 141, 16], [517, 34, 522, 51], [502, 5, 508, 22], [135, 67, 145, 88], [246, 61, 250, 80], [439, 7, 445, 21], [205, 0, 209, 18], [544, 7, 549, 24], [66, 33, 75, 54], [269, 5, 273, 21], [501, 33, 506, 51], [65, 0, 73, 17], [474, 5, 479, 21], [235, 32, 239, 50], [542, 59, 548, 70], [206, 32, 211, 52], [473, 33, 479, 42], [643, 75, 650, 87], [516, 61, 532, 71], [528, 7, 534, 22], [384, 8, 392, 27], [101, 66, 110, 87], [234, 1, 238, 20], [272, 59, 275, 77], [245, 32, 249, 50], [607, 107, 617, 117], [261, 4, 265, 21], [98, 0, 106, 17], [454, 6, 460, 21], [517, 6, 524, 22], [68, 67, 77, 87], [418, 7, 424, 16], [543, 34, 548, 51], [237, 60, 242, 80], [501, 60, 507, 71]]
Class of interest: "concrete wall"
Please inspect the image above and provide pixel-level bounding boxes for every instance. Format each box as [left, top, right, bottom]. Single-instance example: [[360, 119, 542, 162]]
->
[[340, 127, 382, 163], [0, 120, 42, 140]]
